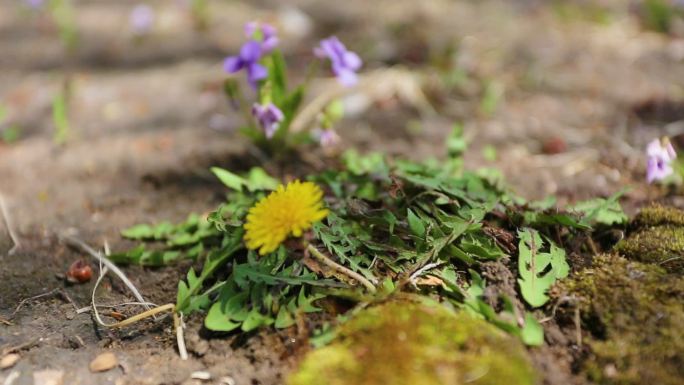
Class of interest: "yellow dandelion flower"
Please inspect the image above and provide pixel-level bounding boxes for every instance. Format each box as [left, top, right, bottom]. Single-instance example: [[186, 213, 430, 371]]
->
[[244, 180, 328, 255]]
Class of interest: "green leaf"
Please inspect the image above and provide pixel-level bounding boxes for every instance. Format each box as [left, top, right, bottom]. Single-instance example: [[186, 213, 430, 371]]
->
[[205, 302, 241, 332], [176, 228, 244, 313], [275, 306, 295, 329], [241, 309, 273, 332], [571, 190, 628, 226], [223, 78, 241, 102], [246, 167, 279, 191], [517, 228, 569, 308], [1, 125, 21, 144], [282, 86, 304, 118], [521, 313, 544, 346], [407, 209, 426, 238], [211, 167, 246, 191], [121, 222, 173, 240], [447, 123, 467, 157], [268, 50, 288, 104], [52, 91, 70, 144]]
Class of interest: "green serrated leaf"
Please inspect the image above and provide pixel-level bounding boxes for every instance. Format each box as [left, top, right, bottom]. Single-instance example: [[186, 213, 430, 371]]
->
[[275, 306, 295, 329], [571, 190, 628, 226], [205, 302, 242, 332], [517, 228, 569, 308], [241, 309, 273, 332]]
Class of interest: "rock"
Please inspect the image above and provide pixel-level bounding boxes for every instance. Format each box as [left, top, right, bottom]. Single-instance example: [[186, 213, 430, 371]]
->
[[287, 301, 536, 385], [0, 353, 20, 369], [190, 371, 211, 380], [33, 369, 64, 385], [542, 137, 567, 155], [616, 204, 684, 273], [89, 352, 118, 372], [557, 254, 684, 384]]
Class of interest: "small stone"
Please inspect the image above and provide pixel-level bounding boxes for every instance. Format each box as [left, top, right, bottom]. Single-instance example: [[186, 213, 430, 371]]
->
[[33, 369, 64, 385], [219, 377, 236, 385], [190, 371, 211, 380], [0, 353, 20, 369], [89, 352, 118, 372], [542, 136, 567, 155]]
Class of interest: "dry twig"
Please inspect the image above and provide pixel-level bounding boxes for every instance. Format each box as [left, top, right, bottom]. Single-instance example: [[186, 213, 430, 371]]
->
[[306, 244, 376, 293], [0, 194, 20, 255]]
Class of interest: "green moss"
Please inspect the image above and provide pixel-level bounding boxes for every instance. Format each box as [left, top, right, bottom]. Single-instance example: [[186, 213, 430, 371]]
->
[[633, 204, 684, 227], [615, 225, 684, 272], [615, 205, 684, 273], [288, 301, 536, 385], [559, 254, 684, 385]]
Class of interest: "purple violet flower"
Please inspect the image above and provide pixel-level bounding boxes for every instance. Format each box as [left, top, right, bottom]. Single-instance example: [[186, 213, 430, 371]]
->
[[244, 22, 279, 54], [314, 36, 362, 87], [646, 138, 677, 184], [252, 103, 284, 139], [24, 0, 44, 9], [223, 22, 280, 89], [313, 128, 340, 148], [224, 41, 268, 89], [130, 4, 155, 36]]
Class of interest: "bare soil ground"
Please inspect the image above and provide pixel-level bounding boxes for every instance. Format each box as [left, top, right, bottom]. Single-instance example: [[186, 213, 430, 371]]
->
[[1, 1, 683, 384]]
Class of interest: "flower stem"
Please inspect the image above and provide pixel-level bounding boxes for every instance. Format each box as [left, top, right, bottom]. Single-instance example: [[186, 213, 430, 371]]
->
[[306, 244, 376, 293]]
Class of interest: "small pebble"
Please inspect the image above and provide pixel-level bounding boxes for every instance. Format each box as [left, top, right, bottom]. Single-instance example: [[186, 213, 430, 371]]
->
[[190, 371, 211, 380], [89, 352, 118, 372], [0, 353, 20, 369], [542, 137, 567, 155], [33, 369, 64, 385]]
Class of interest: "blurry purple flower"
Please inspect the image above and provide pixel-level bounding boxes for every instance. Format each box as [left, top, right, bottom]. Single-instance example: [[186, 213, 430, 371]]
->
[[244, 21, 279, 53], [314, 36, 362, 87], [130, 4, 155, 36], [223, 41, 268, 89], [313, 128, 340, 148], [646, 138, 677, 184], [24, 0, 44, 9], [252, 103, 284, 139]]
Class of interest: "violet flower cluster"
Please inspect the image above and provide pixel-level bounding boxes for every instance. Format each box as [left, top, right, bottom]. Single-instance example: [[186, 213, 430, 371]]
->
[[252, 103, 284, 139], [224, 22, 278, 89], [646, 138, 677, 184], [24, 0, 44, 9], [314, 36, 362, 87], [223, 22, 361, 142], [130, 4, 155, 36]]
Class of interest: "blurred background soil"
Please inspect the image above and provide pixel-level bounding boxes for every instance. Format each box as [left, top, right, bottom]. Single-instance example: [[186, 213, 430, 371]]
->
[[1, 1, 683, 384]]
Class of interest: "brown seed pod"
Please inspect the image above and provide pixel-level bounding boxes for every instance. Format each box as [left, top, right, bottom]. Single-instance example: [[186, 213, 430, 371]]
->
[[66, 259, 93, 283]]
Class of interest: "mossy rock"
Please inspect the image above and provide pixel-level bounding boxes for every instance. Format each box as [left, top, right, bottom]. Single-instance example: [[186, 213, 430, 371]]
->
[[632, 204, 684, 227], [558, 254, 684, 384], [288, 301, 536, 385], [615, 204, 684, 272]]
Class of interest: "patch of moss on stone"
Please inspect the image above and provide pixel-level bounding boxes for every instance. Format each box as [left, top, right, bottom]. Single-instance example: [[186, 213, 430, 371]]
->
[[558, 254, 684, 385], [615, 225, 684, 272], [633, 204, 684, 227], [288, 301, 536, 385], [615, 204, 684, 273]]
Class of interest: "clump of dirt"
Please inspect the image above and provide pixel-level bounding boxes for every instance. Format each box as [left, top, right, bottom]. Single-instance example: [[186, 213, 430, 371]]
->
[[615, 204, 684, 272], [287, 300, 536, 385], [557, 253, 684, 384]]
